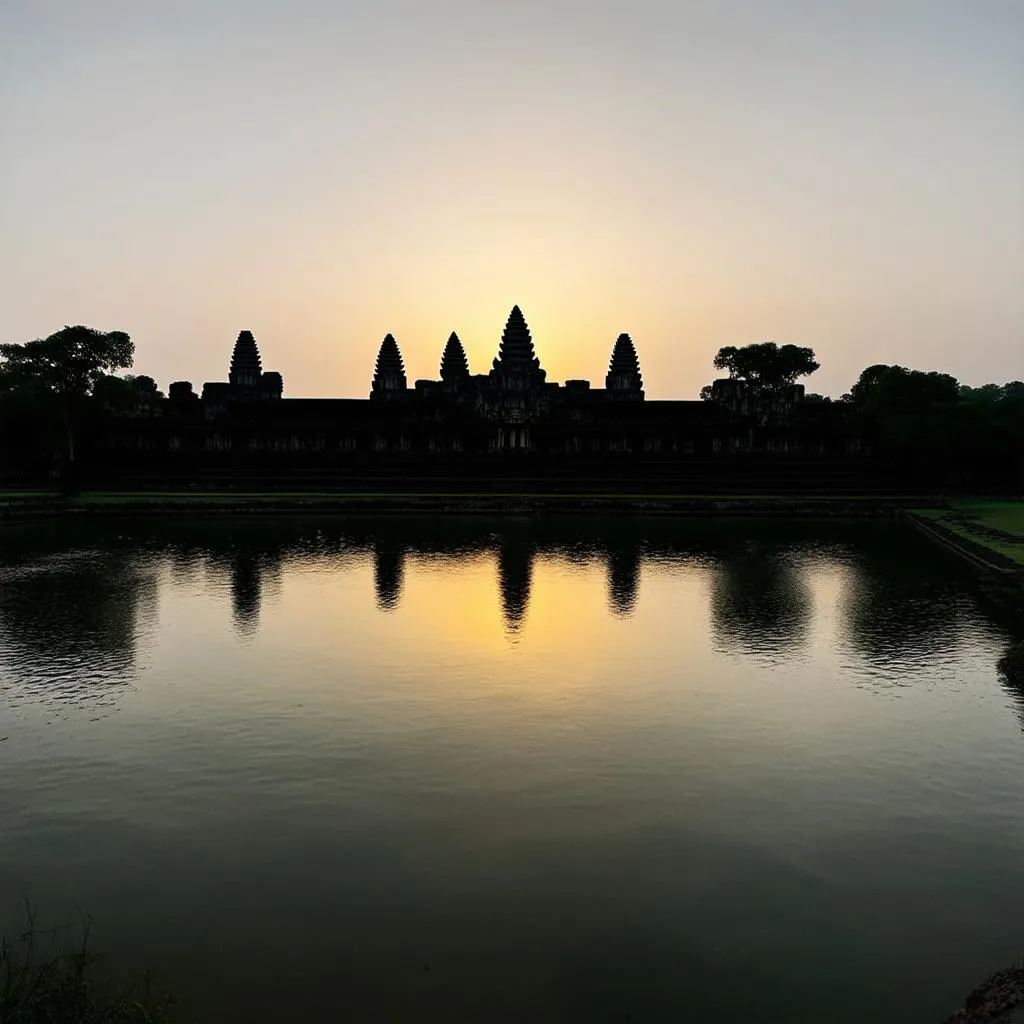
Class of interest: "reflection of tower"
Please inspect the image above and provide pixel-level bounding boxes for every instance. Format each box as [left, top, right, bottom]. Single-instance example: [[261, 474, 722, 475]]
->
[[607, 545, 641, 617], [231, 549, 262, 638], [497, 540, 534, 634], [373, 541, 406, 611]]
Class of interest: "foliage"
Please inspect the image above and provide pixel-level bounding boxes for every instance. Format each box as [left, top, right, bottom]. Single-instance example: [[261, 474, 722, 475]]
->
[[840, 365, 1024, 486], [709, 342, 820, 392], [0, 909, 173, 1023], [92, 374, 162, 414], [841, 364, 960, 412], [0, 326, 136, 482], [0, 326, 133, 400]]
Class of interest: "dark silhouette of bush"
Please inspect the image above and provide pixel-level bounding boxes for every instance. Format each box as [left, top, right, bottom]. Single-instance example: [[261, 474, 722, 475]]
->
[[0, 909, 173, 1023]]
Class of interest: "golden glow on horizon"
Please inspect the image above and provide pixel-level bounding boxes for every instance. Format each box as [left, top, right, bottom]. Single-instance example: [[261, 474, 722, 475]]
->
[[1, 3, 1020, 401]]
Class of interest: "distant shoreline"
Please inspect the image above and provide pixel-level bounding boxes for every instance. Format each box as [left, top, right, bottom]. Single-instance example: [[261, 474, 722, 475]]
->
[[0, 490, 941, 521]]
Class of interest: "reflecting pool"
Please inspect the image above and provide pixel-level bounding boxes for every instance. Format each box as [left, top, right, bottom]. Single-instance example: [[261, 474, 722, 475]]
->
[[1, 517, 1022, 1022]]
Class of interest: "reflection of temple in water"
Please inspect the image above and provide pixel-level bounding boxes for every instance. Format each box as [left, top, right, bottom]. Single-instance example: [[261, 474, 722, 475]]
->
[[606, 545, 641, 617], [838, 544, 963, 670], [709, 546, 811, 657], [497, 541, 534, 633], [373, 541, 406, 611], [212, 542, 286, 639], [0, 552, 158, 700], [231, 550, 262, 637]]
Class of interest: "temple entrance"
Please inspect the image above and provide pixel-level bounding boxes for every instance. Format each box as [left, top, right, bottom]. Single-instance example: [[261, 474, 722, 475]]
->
[[498, 426, 530, 450]]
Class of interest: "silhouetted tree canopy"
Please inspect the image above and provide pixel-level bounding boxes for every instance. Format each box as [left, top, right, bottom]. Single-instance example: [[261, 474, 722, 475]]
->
[[0, 326, 134, 484], [0, 326, 133, 400], [837, 363, 1024, 486], [92, 373, 163, 413], [842, 364, 959, 413], [700, 342, 819, 400]]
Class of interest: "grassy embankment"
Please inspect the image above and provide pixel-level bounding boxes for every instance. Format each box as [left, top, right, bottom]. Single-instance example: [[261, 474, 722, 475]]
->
[[913, 500, 1024, 569], [911, 501, 1024, 665]]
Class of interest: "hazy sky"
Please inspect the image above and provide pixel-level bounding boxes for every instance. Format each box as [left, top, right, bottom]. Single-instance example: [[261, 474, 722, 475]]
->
[[1, 0, 1021, 398]]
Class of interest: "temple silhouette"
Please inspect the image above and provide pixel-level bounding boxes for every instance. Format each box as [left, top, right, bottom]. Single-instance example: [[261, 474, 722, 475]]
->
[[82, 305, 860, 490]]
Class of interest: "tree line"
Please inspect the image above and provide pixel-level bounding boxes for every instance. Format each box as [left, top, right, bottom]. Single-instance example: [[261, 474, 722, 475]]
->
[[706, 340, 1024, 486]]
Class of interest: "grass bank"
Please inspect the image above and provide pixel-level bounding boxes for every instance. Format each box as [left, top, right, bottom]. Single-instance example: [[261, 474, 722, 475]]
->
[[911, 500, 1024, 570]]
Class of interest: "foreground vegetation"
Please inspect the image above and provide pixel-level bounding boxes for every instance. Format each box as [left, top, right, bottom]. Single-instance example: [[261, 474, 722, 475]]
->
[[0, 915, 173, 1024]]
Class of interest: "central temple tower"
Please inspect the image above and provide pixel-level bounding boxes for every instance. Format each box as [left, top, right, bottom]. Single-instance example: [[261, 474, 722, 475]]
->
[[483, 305, 551, 448], [489, 306, 547, 391]]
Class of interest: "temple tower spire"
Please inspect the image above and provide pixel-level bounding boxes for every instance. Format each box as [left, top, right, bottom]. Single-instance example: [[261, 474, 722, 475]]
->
[[490, 305, 546, 387], [229, 330, 262, 389], [440, 331, 470, 383], [370, 334, 407, 398], [605, 333, 644, 399]]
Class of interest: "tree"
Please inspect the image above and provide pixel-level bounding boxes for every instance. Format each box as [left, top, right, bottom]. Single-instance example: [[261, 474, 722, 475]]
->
[[0, 325, 133, 484], [93, 373, 162, 414], [840, 364, 964, 480], [842, 364, 959, 414], [700, 341, 819, 399]]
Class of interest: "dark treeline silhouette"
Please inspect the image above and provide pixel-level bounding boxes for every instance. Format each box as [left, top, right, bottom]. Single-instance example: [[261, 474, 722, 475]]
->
[[840, 365, 1024, 490], [0, 326, 146, 492], [3, 314, 1021, 493]]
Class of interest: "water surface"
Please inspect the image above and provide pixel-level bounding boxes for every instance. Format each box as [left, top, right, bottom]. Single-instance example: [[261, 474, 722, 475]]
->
[[1, 516, 1023, 1022]]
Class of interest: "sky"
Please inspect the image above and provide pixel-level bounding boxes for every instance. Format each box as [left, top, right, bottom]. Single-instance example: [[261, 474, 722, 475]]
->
[[1, 0, 1021, 399]]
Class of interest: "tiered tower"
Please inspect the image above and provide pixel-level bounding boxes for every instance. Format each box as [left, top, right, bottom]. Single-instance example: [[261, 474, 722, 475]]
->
[[229, 330, 263, 390], [439, 332, 470, 384], [370, 334, 407, 398], [218, 330, 283, 399], [605, 333, 643, 398], [490, 306, 546, 389]]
